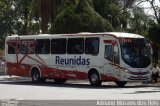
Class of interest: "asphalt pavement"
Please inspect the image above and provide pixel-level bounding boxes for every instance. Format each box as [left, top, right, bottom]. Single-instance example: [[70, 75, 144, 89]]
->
[[1, 71, 160, 106]]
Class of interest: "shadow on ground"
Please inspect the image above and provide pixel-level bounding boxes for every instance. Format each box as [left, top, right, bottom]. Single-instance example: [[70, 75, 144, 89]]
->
[[1, 77, 160, 90]]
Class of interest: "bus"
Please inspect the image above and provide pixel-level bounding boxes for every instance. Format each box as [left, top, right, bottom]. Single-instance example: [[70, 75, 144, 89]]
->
[[5, 32, 152, 87]]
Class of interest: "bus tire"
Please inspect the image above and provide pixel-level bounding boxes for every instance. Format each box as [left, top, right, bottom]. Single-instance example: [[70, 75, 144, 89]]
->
[[31, 69, 41, 83], [54, 78, 67, 84], [115, 81, 127, 87], [39, 78, 46, 83], [89, 71, 102, 86]]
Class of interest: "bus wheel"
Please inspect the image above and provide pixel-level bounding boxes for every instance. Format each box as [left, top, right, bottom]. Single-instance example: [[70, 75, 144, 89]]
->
[[89, 72, 102, 86], [31, 70, 41, 83], [115, 81, 127, 87], [54, 79, 67, 84]]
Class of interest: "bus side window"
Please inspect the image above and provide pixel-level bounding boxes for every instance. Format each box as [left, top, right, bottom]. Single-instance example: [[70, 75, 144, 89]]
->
[[35, 39, 50, 54], [21, 43, 29, 54], [21, 40, 35, 54], [114, 45, 120, 64], [85, 38, 99, 55], [8, 45, 15, 54], [8, 41, 20, 54], [51, 39, 66, 54], [67, 38, 84, 54], [105, 45, 113, 62]]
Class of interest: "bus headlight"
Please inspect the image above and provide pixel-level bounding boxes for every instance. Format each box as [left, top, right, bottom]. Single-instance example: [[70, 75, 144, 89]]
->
[[124, 69, 129, 73]]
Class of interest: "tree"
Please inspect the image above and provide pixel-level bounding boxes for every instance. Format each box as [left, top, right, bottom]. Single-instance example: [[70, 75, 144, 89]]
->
[[50, 0, 113, 34], [146, 0, 160, 24], [0, 0, 14, 49], [92, 0, 133, 31], [13, 0, 33, 35], [76, 0, 113, 32], [135, 0, 160, 24], [148, 24, 160, 63], [123, 0, 137, 8], [30, 0, 62, 33], [50, 4, 81, 34], [128, 7, 150, 36], [93, 0, 122, 29], [148, 24, 160, 44]]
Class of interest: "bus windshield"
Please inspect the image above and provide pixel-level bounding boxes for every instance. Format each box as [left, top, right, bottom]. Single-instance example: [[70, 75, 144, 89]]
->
[[119, 38, 151, 68]]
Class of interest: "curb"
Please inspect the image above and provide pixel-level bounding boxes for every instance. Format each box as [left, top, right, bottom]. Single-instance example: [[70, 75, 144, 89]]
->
[[0, 76, 19, 81], [0, 75, 31, 81], [0, 72, 5, 76]]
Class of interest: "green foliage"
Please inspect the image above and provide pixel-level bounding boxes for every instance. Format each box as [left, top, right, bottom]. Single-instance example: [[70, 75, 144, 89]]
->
[[50, 0, 113, 34], [50, 5, 81, 34], [0, 0, 159, 50], [13, 0, 34, 35], [128, 7, 150, 36], [148, 24, 160, 44], [0, 0, 13, 36], [77, 0, 113, 32], [0, 0, 14, 49], [93, 0, 127, 30]]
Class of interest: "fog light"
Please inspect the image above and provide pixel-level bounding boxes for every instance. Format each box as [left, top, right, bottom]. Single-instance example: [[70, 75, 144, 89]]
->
[[124, 70, 129, 73]]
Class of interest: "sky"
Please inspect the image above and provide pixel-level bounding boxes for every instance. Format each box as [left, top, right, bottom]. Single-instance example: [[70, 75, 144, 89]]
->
[[140, 0, 160, 16]]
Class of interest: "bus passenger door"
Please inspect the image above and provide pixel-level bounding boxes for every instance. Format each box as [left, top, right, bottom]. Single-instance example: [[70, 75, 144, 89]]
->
[[104, 44, 120, 79]]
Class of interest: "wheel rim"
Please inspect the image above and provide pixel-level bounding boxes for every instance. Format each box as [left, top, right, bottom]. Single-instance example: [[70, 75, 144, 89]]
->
[[33, 71, 39, 81], [91, 73, 98, 83]]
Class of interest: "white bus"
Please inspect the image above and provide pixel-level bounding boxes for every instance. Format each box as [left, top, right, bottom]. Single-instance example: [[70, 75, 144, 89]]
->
[[5, 32, 152, 87]]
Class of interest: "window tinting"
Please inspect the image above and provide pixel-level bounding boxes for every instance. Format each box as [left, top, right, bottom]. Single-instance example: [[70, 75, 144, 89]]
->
[[35, 39, 50, 54], [51, 39, 66, 54], [105, 45, 113, 62], [67, 38, 84, 54], [8, 41, 20, 54], [85, 38, 99, 55], [21, 40, 36, 54], [8, 45, 15, 54]]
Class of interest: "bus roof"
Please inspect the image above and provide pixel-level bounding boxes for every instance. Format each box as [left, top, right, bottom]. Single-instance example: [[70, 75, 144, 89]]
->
[[105, 32, 144, 38], [77, 32, 144, 38], [8, 32, 144, 39]]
